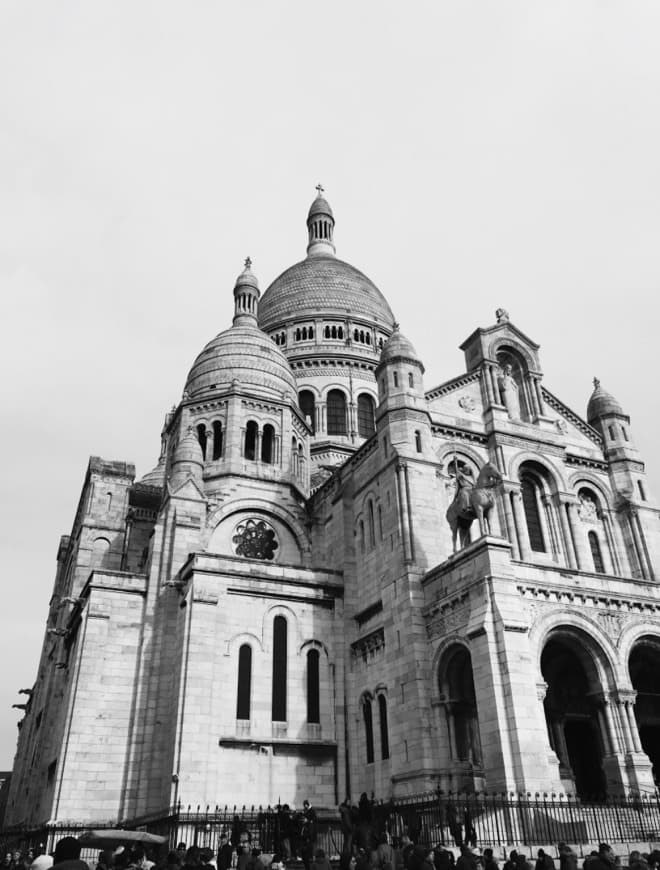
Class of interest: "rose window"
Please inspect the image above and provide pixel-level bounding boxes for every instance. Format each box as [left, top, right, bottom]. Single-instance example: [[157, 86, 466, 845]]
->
[[232, 519, 279, 560]]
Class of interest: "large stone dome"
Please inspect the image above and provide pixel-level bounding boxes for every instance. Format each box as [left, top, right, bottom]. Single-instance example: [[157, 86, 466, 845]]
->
[[258, 255, 395, 329], [184, 324, 296, 400]]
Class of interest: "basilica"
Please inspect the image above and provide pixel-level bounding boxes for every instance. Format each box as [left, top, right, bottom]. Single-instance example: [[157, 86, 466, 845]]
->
[[5, 190, 660, 827]]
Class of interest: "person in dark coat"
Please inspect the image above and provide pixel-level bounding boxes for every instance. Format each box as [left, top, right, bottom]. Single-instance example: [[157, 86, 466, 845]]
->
[[536, 852, 555, 870], [558, 846, 577, 870], [52, 838, 88, 870], [482, 849, 498, 870]]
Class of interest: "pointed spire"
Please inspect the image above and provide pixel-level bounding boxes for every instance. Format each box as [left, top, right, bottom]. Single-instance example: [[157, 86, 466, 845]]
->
[[306, 184, 336, 257], [233, 257, 260, 326]]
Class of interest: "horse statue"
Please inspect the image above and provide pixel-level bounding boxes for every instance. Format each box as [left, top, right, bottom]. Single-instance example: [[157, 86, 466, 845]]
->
[[446, 461, 503, 552]]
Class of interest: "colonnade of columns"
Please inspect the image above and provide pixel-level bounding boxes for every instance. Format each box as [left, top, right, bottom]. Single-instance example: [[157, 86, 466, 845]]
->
[[499, 484, 624, 574]]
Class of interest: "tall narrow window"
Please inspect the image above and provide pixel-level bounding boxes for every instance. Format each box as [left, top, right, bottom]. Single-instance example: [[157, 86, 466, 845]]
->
[[521, 475, 545, 552], [327, 390, 347, 436], [272, 616, 287, 721], [299, 390, 316, 434], [415, 431, 422, 453], [212, 421, 223, 460], [236, 644, 252, 720], [368, 501, 376, 548], [622, 426, 629, 441], [378, 505, 384, 540], [608, 425, 615, 440], [307, 649, 320, 724], [357, 394, 376, 438], [638, 480, 647, 501], [244, 421, 258, 460], [408, 372, 414, 388], [363, 697, 374, 763], [588, 531, 605, 573], [378, 694, 390, 760], [393, 372, 399, 388], [262, 424, 274, 463], [197, 424, 207, 460]]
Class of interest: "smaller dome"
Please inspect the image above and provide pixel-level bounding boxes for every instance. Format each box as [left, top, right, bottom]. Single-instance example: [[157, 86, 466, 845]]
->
[[173, 428, 204, 466], [587, 378, 625, 424], [379, 324, 422, 367], [235, 257, 259, 291], [308, 192, 334, 220], [139, 456, 166, 488]]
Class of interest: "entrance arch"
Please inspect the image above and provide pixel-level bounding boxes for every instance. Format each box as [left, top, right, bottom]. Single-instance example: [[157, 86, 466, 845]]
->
[[629, 637, 660, 783], [541, 634, 607, 798], [439, 645, 482, 767]]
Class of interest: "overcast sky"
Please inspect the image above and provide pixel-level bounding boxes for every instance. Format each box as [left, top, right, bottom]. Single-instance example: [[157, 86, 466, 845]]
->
[[1, 1, 660, 769]]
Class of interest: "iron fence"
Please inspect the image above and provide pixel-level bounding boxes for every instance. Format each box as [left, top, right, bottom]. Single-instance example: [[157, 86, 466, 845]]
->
[[3, 792, 660, 857]]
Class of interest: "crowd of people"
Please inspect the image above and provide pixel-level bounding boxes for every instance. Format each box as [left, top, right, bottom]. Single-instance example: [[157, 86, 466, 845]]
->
[[2, 824, 660, 870]]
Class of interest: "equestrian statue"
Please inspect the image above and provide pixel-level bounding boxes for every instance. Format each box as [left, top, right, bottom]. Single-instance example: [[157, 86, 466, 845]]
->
[[446, 461, 503, 552]]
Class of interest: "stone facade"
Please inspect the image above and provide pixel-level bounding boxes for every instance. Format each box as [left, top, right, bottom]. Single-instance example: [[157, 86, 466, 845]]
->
[[5, 193, 660, 826]]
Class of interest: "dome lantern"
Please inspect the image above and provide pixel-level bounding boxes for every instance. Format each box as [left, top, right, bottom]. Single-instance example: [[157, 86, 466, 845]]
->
[[233, 257, 260, 326], [306, 184, 336, 258]]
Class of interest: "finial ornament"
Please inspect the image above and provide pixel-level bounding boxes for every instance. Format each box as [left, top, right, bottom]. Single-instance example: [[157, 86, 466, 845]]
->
[[244, 256, 252, 269], [315, 183, 324, 196], [593, 377, 601, 390], [496, 308, 510, 323]]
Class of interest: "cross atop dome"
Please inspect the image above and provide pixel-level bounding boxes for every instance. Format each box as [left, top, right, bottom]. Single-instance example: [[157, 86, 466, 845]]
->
[[244, 256, 252, 269], [307, 184, 335, 257]]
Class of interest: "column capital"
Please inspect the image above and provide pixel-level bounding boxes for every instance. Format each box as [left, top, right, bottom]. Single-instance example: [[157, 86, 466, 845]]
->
[[536, 681, 548, 702]]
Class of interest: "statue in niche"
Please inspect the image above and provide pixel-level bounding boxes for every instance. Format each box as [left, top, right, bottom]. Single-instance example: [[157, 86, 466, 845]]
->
[[578, 492, 599, 524], [497, 364, 521, 420]]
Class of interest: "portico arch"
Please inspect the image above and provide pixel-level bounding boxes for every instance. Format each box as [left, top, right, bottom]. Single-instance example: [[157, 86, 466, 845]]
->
[[438, 644, 482, 768], [629, 635, 660, 782], [540, 627, 614, 798]]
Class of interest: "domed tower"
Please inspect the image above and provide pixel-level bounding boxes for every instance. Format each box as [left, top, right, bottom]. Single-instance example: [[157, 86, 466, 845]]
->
[[375, 324, 431, 455], [587, 377, 657, 579], [163, 260, 311, 497], [258, 187, 397, 468]]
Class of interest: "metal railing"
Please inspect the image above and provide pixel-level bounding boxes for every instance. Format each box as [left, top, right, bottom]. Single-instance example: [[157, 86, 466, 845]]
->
[[3, 792, 660, 856]]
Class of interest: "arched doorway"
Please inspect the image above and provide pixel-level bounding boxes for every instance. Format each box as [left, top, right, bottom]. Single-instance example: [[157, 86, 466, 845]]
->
[[541, 635, 607, 798], [629, 638, 660, 783], [439, 646, 482, 769]]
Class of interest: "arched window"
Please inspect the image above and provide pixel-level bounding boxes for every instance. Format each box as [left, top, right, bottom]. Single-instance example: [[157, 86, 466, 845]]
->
[[327, 390, 347, 436], [393, 371, 399, 388], [197, 424, 207, 460], [622, 425, 629, 441], [357, 394, 376, 438], [638, 480, 647, 501], [368, 501, 376, 548], [272, 616, 287, 721], [295, 328, 301, 341], [608, 425, 615, 440], [299, 390, 316, 434], [236, 644, 252, 720], [378, 694, 390, 760], [212, 421, 223, 460], [520, 474, 545, 552], [378, 505, 384, 540], [338, 326, 344, 339], [415, 430, 422, 453], [306, 649, 320, 724], [309, 326, 314, 339], [363, 697, 374, 763], [331, 325, 337, 338], [324, 325, 330, 338], [261, 424, 274, 464], [588, 531, 605, 573], [244, 421, 258, 460], [359, 519, 365, 553], [354, 329, 359, 342]]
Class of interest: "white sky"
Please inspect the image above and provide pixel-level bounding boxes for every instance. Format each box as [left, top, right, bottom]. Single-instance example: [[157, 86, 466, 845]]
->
[[1, 1, 660, 769]]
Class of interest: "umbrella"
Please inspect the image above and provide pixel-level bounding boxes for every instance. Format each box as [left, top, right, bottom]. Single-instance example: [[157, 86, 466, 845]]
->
[[78, 830, 167, 848]]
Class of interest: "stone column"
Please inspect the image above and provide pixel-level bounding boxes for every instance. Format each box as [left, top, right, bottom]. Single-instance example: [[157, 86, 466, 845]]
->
[[526, 376, 541, 418], [502, 487, 520, 559], [206, 427, 214, 462], [602, 696, 621, 753], [490, 366, 501, 405], [511, 489, 532, 561], [444, 701, 458, 761], [533, 376, 545, 415], [557, 498, 578, 569], [482, 366, 494, 405], [566, 501, 589, 570], [603, 512, 621, 574]]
